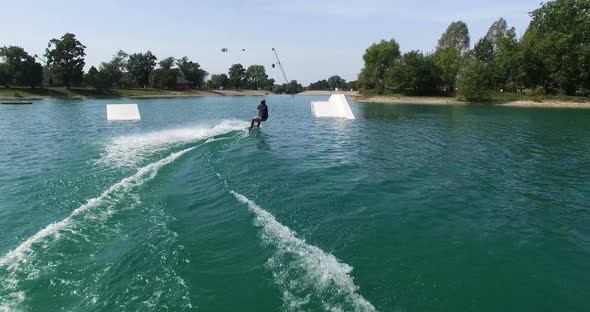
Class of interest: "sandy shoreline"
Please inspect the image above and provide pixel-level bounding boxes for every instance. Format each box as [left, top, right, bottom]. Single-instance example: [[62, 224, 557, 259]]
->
[[299, 91, 590, 109], [351, 95, 590, 108]]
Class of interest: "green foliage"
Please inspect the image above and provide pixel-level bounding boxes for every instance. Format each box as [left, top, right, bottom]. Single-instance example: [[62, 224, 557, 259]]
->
[[228, 64, 246, 89], [433, 47, 461, 89], [285, 80, 303, 94], [0, 63, 10, 87], [245, 65, 270, 89], [308, 79, 330, 90], [388, 51, 441, 95], [521, 0, 590, 95], [208, 74, 229, 89], [272, 84, 286, 93], [84, 66, 111, 91], [473, 38, 494, 67], [152, 57, 179, 90], [0, 45, 43, 88], [99, 50, 128, 88], [493, 27, 521, 90], [29, 63, 43, 88], [437, 21, 470, 55], [176, 57, 208, 88], [485, 18, 509, 50], [44, 33, 86, 89], [126, 51, 157, 87], [327, 75, 347, 90], [309, 76, 348, 90], [358, 39, 401, 91], [85, 66, 98, 86], [456, 58, 491, 101]]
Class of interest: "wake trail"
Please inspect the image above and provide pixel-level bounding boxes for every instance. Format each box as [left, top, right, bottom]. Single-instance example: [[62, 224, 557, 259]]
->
[[0, 146, 197, 311], [1, 121, 248, 311], [230, 191, 377, 312]]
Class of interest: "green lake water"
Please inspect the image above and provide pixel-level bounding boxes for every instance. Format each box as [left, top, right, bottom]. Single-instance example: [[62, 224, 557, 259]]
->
[[1, 95, 589, 311]]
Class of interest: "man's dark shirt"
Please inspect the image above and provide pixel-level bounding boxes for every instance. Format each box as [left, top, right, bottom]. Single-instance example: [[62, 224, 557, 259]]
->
[[258, 103, 269, 120]]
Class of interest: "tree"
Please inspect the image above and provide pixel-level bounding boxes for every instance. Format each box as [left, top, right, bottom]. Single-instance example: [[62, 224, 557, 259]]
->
[[176, 56, 208, 88], [44, 33, 86, 89], [388, 51, 441, 95], [100, 50, 128, 88], [327, 75, 347, 90], [152, 57, 178, 89], [272, 84, 286, 93], [456, 58, 491, 101], [285, 80, 303, 94], [28, 62, 43, 88], [85, 66, 111, 91], [0, 63, 10, 87], [433, 47, 461, 89], [0, 46, 29, 85], [473, 38, 494, 68], [85, 66, 98, 87], [520, 0, 590, 94], [437, 21, 470, 55], [493, 27, 521, 91], [245, 65, 268, 89], [474, 19, 521, 91], [126, 51, 157, 87], [358, 39, 401, 91], [209, 74, 229, 89], [308, 79, 330, 90], [228, 63, 246, 89], [485, 18, 509, 51], [0, 46, 43, 88]]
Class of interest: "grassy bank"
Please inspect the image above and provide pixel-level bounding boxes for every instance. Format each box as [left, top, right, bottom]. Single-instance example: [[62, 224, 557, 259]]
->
[[0, 87, 273, 99], [0, 86, 212, 99]]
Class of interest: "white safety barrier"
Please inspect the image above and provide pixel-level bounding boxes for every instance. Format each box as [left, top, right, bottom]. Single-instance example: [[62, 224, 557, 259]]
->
[[311, 94, 355, 119], [106, 104, 141, 121]]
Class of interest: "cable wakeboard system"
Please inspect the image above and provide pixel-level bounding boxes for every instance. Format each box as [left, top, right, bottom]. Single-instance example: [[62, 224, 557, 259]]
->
[[272, 48, 354, 119], [104, 47, 354, 121], [271, 48, 289, 85]]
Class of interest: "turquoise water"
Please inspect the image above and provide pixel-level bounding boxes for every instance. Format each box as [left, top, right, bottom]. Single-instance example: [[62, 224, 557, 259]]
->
[[1, 96, 589, 312]]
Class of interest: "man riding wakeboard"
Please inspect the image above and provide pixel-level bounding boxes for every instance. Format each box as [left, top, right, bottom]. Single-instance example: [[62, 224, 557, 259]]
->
[[249, 99, 268, 130]]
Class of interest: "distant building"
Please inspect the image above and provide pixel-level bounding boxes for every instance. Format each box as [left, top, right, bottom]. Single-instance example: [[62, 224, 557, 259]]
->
[[175, 74, 193, 90]]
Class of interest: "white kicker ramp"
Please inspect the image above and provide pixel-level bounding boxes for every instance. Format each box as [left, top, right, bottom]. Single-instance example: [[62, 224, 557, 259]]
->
[[107, 104, 141, 121], [311, 94, 355, 119]]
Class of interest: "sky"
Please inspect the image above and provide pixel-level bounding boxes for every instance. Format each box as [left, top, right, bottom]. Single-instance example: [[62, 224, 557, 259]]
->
[[0, 0, 542, 85]]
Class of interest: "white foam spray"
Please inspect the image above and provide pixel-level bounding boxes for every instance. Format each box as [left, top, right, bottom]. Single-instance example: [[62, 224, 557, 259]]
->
[[100, 119, 247, 168], [230, 191, 377, 312]]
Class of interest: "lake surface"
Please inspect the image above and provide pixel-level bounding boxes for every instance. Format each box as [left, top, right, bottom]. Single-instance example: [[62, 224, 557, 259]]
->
[[1, 95, 589, 312]]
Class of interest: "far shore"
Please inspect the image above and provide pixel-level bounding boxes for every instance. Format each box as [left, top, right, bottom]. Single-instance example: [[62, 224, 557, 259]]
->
[[3, 87, 590, 108]]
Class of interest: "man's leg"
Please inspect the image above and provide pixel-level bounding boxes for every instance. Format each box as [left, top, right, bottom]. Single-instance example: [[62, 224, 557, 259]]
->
[[249, 117, 261, 130]]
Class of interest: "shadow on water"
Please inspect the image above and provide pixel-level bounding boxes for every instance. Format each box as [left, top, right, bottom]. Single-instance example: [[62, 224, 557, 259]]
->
[[249, 129, 272, 151]]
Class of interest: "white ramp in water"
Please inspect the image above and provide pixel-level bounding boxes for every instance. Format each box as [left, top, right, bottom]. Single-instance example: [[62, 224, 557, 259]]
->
[[106, 104, 141, 121], [311, 94, 355, 119]]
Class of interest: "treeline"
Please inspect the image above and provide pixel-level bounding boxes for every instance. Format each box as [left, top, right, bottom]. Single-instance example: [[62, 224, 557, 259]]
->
[[0, 33, 304, 94], [307, 75, 357, 91], [208, 63, 303, 94], [0, 33, 208, 91], [358, 0, 590, 100]]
